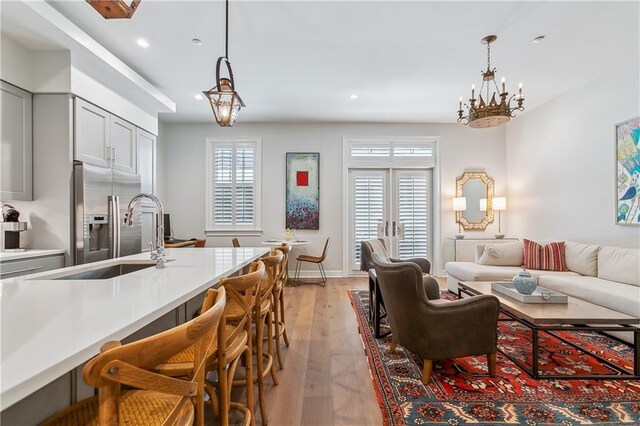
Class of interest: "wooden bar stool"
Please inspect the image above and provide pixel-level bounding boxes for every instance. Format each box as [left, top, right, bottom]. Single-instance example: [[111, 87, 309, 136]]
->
[[293, 237, 330, 287], [155, 261, 265, 426], [229, 250, 282, 426], [43, 287, 226, 426], [232, 238, 240, 247], [272, 243, 291, 369]]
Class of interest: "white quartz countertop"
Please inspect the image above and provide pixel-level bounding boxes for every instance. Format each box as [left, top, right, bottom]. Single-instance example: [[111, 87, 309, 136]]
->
[[0, 247, 269, 410], [0, 249, 66, 262]]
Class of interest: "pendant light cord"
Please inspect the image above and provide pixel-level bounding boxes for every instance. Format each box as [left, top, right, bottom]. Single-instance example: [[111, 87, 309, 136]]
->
[[225, 0, 229, 59]]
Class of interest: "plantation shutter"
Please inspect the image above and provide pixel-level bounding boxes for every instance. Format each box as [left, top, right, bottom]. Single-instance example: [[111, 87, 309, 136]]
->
[[213, 147, 233, 225], [212, 143, 257, 228], [397, 173, 429, 260], [235, 146, 255, 225], [353, 174, 385, 267]]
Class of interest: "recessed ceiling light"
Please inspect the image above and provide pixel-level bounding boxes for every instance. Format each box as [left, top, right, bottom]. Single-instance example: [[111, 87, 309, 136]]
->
[[192, 38, 203, 46], [194, 94, 203, 100], [136, 38, 149, 48], [532, 35, 546, 44], [350, 94, 359, 99]]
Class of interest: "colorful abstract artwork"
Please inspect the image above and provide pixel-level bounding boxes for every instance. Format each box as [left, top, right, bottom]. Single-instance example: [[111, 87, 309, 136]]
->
[[616, 117, 640, 225], [286, 153, 319, 229]]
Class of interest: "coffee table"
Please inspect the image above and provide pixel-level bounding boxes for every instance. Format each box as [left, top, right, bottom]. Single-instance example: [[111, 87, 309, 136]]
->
[[459, 281, 640, 380]]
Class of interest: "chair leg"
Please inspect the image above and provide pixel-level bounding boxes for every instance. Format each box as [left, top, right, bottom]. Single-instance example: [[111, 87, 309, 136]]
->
[[255, 314, 269, 426], [421, 359, 433, 385], [318, 262, 327, 287], [217, 359, 229, 426], [273, 290, 285, 369], [280, 288, 290, 347], [266, 308, 279, 384], [389, 340, 397, 354], [487, 353, 497, 377], [293, 260, 301, 286]]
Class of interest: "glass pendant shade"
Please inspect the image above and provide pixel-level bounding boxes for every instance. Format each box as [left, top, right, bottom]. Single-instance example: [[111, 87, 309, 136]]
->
[[204, 58, 245, 127]]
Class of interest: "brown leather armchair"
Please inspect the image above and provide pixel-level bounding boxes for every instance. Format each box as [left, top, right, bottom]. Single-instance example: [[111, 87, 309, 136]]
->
[[361, 239, 439, 300], [371, 252, 500, 384]]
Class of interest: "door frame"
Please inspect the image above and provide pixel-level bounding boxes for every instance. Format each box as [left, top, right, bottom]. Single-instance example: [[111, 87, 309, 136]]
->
[[342, 137, 442, 276]]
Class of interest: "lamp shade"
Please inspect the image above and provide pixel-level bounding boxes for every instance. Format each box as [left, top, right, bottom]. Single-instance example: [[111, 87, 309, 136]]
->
[[493, 197, 507, 211], [479, 198, 487, 212], [452, 197, 467, 211]]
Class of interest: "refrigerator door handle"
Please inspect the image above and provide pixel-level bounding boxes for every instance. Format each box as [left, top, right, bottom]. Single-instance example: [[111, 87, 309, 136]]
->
[[114, 196, 121, 258], [109, 195, 121, 259]]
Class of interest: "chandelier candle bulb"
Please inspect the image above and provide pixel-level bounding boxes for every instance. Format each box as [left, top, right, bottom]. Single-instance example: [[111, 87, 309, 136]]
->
[[459, 97, 463, 110], [519, 82, 523, 97], [501, 77, 506, 93], [471, 84, 475, 99]]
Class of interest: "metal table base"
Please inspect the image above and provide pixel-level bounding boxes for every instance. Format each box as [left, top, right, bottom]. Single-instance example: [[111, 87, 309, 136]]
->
[[459, 287, 640, 380]]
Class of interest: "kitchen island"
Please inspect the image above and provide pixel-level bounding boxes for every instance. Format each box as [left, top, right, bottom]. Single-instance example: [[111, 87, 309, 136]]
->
[[0, 246, 268, 424]]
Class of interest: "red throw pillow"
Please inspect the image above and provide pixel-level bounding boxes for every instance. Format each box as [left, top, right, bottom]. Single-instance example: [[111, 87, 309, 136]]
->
[[522, 239, 568, 271]]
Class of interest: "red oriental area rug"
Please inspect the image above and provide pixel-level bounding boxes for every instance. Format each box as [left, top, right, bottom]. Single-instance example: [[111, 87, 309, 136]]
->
[[348, 289, 640, 425]]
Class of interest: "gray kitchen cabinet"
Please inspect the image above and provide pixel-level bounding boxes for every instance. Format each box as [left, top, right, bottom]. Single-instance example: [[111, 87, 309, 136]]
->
[[111, 116, 137, 173], [0, 253, 64, 279], [74, 97, 110, 168], [137, 127, 156, 250], [0, 81, 33, 201], [74, 97, 137, 173]]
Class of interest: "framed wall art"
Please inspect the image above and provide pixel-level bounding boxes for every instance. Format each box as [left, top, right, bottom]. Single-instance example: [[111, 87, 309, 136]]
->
[[286, 152, 319, 230], [616, 117, 640, 225]]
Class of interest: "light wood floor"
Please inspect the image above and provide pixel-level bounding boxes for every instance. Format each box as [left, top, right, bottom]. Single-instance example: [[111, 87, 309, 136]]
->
[[226, 277, 383, 426]]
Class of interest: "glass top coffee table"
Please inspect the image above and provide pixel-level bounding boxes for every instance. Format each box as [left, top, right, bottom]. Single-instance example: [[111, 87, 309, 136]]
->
[[459, 281, 640, 380]]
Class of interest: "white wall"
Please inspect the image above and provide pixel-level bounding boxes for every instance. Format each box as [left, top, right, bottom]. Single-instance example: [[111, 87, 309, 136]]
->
[[158, 122, 506, 274], [506, 65, 640, 247]]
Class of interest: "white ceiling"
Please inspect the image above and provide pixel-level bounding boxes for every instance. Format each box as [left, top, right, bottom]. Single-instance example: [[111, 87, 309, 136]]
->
[[3, 1, 639, 123]]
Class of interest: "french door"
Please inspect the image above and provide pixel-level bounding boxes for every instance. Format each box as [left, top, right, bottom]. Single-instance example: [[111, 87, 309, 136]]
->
[[349, 168, 432, 272]]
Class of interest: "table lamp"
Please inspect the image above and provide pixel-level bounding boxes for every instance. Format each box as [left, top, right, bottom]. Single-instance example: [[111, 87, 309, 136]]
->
[[493, 197, 507, 239], [452, 197, 467, 239]]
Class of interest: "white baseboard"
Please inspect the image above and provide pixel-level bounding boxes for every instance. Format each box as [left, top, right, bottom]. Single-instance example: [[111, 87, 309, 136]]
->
[[288, 269, 343, 278]]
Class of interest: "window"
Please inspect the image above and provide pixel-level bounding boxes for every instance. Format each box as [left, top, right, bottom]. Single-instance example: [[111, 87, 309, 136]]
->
[[206, 138, 261, 235]]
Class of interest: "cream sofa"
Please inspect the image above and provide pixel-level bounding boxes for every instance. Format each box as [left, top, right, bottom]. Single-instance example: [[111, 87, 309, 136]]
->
[[445, 241, 640, 343]]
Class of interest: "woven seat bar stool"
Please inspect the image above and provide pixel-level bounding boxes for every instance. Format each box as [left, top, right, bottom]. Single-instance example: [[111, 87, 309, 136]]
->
[[155, 261, 265, 426], [293, 237, 330, 287], [228, 250, 282, 426], [43, 287, 226, 426], [271, 243, 291, 369]]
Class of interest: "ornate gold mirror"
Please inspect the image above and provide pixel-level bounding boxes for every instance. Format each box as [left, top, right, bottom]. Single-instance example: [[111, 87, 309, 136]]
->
[[455, 172, 495, 230]]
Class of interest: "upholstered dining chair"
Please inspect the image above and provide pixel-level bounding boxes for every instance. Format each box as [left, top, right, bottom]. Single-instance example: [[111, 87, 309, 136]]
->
[[371, 252, 500, 384], [43, 287, 226, 426]]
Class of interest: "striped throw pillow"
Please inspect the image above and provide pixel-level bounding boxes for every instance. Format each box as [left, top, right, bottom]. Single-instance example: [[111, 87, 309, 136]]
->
[[523, 239, 568, 271]]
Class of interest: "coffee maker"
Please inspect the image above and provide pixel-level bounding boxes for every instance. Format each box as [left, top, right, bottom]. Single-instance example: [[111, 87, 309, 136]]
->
[[1, 204, 28, 252]]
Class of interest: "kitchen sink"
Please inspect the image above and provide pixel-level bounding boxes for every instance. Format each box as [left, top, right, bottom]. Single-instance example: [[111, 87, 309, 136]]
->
[[27, 260, 174, 281], [52, 263, 156, 280]]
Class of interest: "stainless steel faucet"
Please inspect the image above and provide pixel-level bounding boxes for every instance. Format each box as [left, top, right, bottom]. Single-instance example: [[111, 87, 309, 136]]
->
[[123, 193, 166, 268]]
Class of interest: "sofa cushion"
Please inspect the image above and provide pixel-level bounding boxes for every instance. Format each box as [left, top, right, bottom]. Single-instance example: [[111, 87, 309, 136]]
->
[[478, 242, 523, 266], [564, 241, 599, 277], [597, 246, 640, 287], [475, 244, 487, 263], [523, 239, 568, 271], [538, 275, 640, 319], [445, 262, 578, 283]]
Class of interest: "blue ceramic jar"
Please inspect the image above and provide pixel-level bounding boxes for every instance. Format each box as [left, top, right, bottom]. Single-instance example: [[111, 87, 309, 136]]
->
[[513, 268, 537, 295]]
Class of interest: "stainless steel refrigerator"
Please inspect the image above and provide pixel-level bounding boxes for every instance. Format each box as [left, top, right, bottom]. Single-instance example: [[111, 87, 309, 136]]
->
[[73, 161, 142, 265]]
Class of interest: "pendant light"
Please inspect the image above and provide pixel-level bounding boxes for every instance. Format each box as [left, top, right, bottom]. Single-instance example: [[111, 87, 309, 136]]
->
[[203, 0, 245, 127]]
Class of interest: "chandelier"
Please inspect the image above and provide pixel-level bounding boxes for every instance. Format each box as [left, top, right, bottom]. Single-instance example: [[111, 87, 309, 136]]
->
[[203, 0, 245, 127], [457, 35, 524, 128], [86, 1, 141, 19]]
